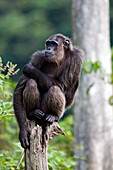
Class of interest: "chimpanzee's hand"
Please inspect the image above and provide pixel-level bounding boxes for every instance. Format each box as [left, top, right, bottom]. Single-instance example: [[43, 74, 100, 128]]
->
[[29, 109, 45, 126], [19, 129, 30, 149], [22, 63, 35, 77]]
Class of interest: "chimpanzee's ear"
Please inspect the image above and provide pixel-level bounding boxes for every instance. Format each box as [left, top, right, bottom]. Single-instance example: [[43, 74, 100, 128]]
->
[[63, 39, 70, 49]]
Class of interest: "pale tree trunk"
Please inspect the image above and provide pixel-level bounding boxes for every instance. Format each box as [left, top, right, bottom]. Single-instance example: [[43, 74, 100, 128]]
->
[[25, 121, 48, 170], [72, 0, 113, 170], [25, 121, 66, 170]]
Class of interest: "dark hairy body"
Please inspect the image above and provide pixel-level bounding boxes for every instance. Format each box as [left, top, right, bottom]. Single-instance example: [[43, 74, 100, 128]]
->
[[13, 34, 82, 148]]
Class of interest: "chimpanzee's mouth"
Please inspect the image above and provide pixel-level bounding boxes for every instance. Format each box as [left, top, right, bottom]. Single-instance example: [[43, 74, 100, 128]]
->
[[45, 52, 54, 61]]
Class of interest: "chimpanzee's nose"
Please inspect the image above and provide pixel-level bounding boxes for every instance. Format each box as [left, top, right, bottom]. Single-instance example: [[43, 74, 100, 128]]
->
[[47, 47, 51, 51]]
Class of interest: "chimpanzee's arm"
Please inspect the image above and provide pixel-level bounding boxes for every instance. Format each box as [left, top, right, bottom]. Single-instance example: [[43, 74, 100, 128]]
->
[[13, 75, 28, 129], [13, 75, 29, 148], [22, 63, 63, 92]]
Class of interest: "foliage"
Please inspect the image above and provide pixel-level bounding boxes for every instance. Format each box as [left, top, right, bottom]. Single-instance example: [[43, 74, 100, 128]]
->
[[48, 147, 76, 170], [48, 116, 75, 170], [82, 59, 105, 75], [82, 58, 113, 84], [0, 114, 77, 169], [109, 96, 113, 105], [0, 57, 19, 78], [48, 115, 86, 170], [0, 144, 24, 170], [0, 57, 19, 121], [82, 58, 113, 105], [111, 47, 113, 73], [0, 58, 24, 169]]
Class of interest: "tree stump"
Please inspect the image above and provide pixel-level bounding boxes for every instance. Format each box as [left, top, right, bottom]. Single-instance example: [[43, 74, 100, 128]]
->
[[25, 120, 66, 170]]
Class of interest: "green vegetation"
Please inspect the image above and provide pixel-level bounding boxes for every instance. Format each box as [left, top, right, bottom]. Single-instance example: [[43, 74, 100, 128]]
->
[[0, 57, 19, 122], [48, 116, 75, 170], [0, 115, 76, 170], [0, 58, 24, 169], [83, 58, 113, 106]]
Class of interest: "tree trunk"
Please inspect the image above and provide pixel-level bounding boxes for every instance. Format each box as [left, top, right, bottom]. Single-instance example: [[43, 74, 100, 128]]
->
[[25, 120, 66, 170], [72, 0, 113, 170]]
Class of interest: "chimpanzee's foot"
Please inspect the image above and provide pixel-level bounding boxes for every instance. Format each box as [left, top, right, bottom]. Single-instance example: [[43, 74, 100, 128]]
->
[[29, 109, 45, 126], [45, 114, 59, 125]]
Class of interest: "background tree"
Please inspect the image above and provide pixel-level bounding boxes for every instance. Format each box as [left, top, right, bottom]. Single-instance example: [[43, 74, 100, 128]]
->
[[72, 0, 113, 169]]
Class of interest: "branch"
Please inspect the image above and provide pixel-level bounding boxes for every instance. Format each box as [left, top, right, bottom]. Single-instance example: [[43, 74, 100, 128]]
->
[[15, 151, 24, 170], [48, 122, 66, 139]]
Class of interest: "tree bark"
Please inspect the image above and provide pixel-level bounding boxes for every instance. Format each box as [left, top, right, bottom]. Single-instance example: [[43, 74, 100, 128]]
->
[[72, 0, 113, 170], [25, 120, 66, 170]]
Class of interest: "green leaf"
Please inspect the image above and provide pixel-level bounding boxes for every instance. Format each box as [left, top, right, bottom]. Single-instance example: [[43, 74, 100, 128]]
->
[[82, 59, 93, 74], [0, 73, 6, 79], [86, 83, 95, 95], [77, 144, 83, 150], [93, 61, 101, 72], [110, 74, 113, 84], [109, 96, 113, 105]]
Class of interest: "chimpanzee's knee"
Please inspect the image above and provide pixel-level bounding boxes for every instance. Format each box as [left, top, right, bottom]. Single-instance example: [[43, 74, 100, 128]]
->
[[25, 79, 37, 88], [42, 85, 66, 118]]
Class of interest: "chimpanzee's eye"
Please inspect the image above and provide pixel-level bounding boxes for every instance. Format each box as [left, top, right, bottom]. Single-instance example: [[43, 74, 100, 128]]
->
[[46, 40, 58, 46], [46, 41, 51, 46], [52, 41, 58, 46]]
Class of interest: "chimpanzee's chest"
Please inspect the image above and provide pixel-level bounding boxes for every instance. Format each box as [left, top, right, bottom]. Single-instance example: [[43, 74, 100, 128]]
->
[[40, 62, 58, 77]]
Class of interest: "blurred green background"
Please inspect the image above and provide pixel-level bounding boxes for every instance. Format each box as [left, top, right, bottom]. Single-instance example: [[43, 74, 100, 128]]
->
[[0, 0, 71, 80]]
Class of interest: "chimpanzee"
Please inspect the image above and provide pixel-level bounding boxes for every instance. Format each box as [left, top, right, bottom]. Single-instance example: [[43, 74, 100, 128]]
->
[[13, 34, 82, 148]]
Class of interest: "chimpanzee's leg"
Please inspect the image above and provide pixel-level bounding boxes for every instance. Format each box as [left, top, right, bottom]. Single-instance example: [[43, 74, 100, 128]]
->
[[23, 79, 45, 125], [41, 85, 66, 124]]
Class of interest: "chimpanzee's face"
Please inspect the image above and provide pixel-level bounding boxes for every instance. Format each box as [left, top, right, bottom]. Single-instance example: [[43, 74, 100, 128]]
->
[[45, 35, 69, 63]]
